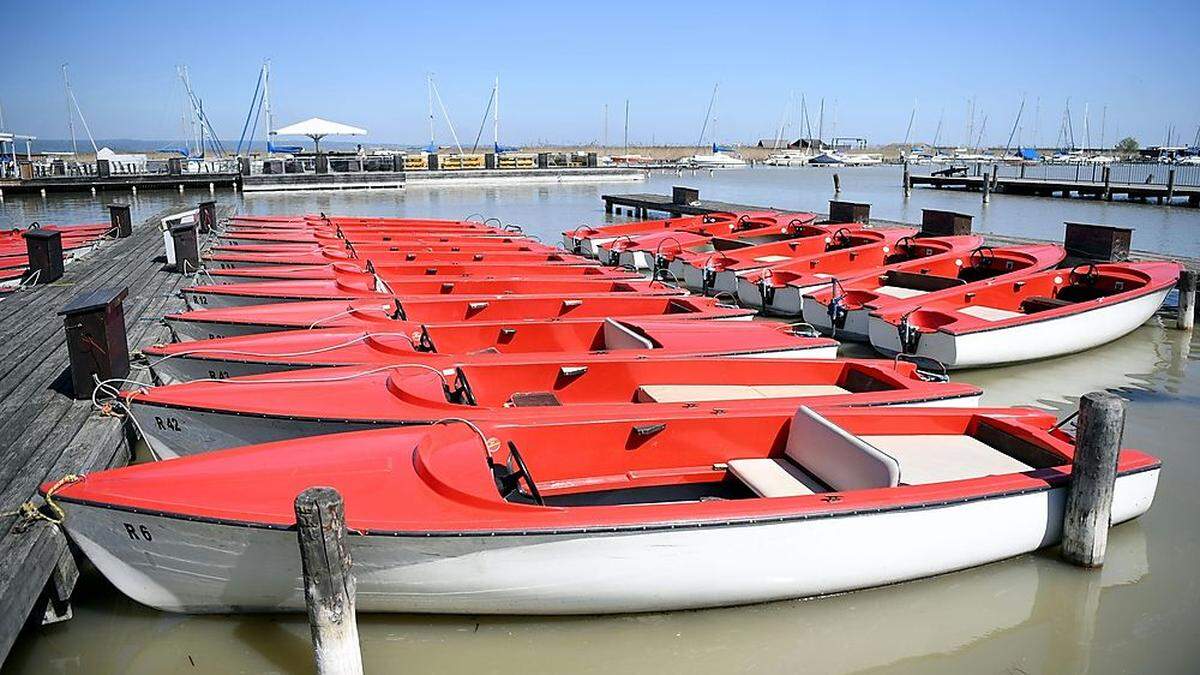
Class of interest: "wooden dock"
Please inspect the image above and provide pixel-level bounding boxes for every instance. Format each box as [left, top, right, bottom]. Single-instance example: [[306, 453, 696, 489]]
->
[[0, 173, 239, 196], [603, 192, 777, 218], [599, 190, 1200, 271], [909, 173, 1200, 207], [0, 204, 230, 666]]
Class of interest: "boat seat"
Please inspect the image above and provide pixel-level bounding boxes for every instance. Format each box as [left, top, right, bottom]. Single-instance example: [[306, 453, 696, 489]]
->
[[882, 271, 965, 292], [507, 391, 563, 407], [957, 305, 1025, 322], [602, 319, 656, 350], [873, 285, 928, 300], [1020, 295, 1074, 313], [726, 458, 826, 498], [635, 384, 849, 403], [785, 407, 900, 491], [858, 435, 1035, 485]]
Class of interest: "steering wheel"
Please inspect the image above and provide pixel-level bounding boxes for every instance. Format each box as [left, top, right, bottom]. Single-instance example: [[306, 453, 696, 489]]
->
[[735, 215, 751, 230], [786, 217, 807, 233], [893, 236, 916, 254], [451, 366, 477, 406], [1069, 263, 1099, 286], [969, 246, 996, 268], [829, 227, 851, 247], [505, 442, 544, 505]]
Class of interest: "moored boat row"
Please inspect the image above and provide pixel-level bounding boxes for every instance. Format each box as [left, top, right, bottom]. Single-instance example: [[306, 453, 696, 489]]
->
[[38, 210, 1174, 616]]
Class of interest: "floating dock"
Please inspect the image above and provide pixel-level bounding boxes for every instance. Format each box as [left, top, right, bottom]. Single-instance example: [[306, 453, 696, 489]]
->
[[909, 173, 1200, 207]]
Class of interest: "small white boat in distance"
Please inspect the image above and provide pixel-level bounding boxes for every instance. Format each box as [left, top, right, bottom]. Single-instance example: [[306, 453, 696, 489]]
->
[[680, 150, 747, 168], [763, 151, 812, 166]]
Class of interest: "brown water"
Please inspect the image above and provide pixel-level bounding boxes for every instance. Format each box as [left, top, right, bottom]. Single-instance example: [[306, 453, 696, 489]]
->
[[2, 169, 1199, 674]]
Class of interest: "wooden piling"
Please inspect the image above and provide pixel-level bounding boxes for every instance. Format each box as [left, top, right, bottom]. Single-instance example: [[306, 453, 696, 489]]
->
[[832, 173, 841, 193], [1178, 269, 1196, 331], [981, 173, 991, 203], [295, 487, 363, 675], [902, 161, 911, 197], [1061, 392, 1126, 567], [1167, 168, 1176, 203], [1102, 166, 1112, 201]]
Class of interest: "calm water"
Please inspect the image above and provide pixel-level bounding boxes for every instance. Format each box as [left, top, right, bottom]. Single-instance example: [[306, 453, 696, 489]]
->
[[2, 168, 1199, 674]]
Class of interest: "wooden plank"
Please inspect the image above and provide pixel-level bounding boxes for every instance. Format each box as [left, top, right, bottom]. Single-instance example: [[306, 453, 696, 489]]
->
[[0, 203, 233, 667]]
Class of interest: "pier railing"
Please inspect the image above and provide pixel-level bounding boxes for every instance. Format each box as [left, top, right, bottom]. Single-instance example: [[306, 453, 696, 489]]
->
[[952, 161, 1200, 188]]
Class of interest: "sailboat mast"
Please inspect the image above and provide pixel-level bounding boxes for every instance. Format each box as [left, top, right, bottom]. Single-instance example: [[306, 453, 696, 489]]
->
[[603, 104, 608, 149], [623, 99, 629, 155], [1083, 102, 1091, 149], [427, 73, 435, 150], [62, 64, 78, 156], [695, 83, 718, 152], [902, 100, 917, 149], [493, 76, 499, 148], [263, 61, 273, 154], [817, 98, 824, 145]]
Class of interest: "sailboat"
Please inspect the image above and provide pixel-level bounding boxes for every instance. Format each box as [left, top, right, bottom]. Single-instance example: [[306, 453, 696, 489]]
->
[[679, 85, 747, 168]]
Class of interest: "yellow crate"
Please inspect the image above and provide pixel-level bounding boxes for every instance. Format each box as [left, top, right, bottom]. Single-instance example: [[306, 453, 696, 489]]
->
[[498, 154, 537, 169], [403, 155, 427, 170]]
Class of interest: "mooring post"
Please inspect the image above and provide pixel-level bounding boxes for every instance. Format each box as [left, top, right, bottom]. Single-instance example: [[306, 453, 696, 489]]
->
[[1103, 166, 1112, 201], [23, 228, 65, 284], [59, 287, 130, 399], [832, 173, 841, 193], [1177, 269, 1196, 331], [1061, 391, 1126, 567], [169, 222, 200, 274], [1020, 163, 1027, 179], [1166, 168, 1176, 203], [981, 172, 991, 203], [991, 164, 999, 189], [902, 161, 911, 197], [295, 487, 363, 675]]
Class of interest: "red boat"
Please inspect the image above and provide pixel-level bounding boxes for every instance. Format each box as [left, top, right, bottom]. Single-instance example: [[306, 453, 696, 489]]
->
[[181, 276, 681, 309], [736, 235, 983, 315], [868, 261, 1182, 368], [144, 316, 836, 382], [596, 213, 819, 269], [163, 295, 755, 341], [562, 212, 749, 256], [802, 244, 1067, 339], [131, 357, 973, 457], [208, 246, 573, 269], [46, 405, 1160, 613], [690, 227, 918, 294], [205, 260, 633, 283]]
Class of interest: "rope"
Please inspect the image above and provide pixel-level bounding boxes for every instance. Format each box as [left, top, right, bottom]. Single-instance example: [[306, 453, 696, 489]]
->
[[1, 474, 85, 527], [308, 302, 394, 329], [143, 331, 420, 369], [169, 362, 453, 389]]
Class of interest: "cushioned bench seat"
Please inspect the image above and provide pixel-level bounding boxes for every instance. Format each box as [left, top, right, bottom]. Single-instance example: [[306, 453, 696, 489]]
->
[[957, 305, 1025, 322], [726, 458, 826, 498], [859, 435, 1035, 485], [635, 384, 850, 403], [873, 285, 929, 300]]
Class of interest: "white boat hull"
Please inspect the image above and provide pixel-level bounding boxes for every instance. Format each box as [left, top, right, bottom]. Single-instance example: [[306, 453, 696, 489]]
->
[[802, 297, 871, 341], [62, 468, 1158, 614], [867, 288, 1172, 368]]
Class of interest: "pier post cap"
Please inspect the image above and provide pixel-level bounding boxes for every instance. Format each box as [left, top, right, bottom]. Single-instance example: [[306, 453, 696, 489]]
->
[[58, 286, 128, 316], [21, 228, 62, 241]]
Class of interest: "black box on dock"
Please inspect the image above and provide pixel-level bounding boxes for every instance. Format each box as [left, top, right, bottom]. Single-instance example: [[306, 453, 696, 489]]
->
[[169, 223, 200, 273], [919, 209, 973, 237], [673, 186, 700, 205], [828, 200, 871, 224], [59, 287, 130, 400], [1064, 222, 1133, 261], [197, 201, 216, 234], [108, 204, 132, 238], [23, 229, 65, 284]]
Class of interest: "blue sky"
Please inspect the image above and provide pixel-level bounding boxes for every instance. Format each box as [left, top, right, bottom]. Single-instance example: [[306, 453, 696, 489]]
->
[[2, 0, 1197, 147]]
